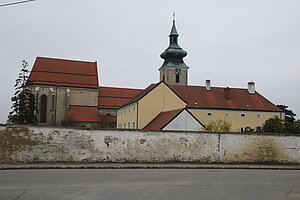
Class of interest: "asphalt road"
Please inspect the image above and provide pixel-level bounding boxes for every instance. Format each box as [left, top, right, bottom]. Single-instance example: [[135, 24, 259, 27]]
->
[[0, 169, 300, 200]]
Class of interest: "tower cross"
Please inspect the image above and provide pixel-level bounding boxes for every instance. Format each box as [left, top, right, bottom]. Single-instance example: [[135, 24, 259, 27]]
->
[[173, 12, 175, 23]]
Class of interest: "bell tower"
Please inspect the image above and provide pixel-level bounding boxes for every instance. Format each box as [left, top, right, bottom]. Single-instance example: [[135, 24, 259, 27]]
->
[[159, 15, 189, 85]]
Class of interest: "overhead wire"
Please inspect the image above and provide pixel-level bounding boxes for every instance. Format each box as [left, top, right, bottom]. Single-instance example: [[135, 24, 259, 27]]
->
[[0, 0, 35, 7]]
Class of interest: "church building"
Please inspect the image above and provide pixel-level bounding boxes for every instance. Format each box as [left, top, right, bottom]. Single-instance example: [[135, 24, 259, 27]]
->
[[27, 18, 284, 132], [28, 57, 141, 128]]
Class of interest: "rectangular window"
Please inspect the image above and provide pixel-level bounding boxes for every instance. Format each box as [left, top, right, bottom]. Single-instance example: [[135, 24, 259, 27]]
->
[[241, 113, 246, 117], [241, 127, 245, 132], [133, 122, 135, 129], [133, 107, 135, 111], [124, 123, 126, 128], [256, 114, 261, 118], [120, 124, 122, 128], [225, 113, 229, 117], [128, 122, 130, 129], [207, 112, 212, 116]]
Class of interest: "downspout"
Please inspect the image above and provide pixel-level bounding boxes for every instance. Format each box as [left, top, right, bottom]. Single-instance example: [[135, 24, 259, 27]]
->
[[55, 81, 58, 126], [136, 102, 139, 129], [35, 87, 40, 123]]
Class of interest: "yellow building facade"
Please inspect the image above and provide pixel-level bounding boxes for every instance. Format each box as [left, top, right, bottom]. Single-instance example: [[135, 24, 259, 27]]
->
[[117, 82, 186, 129], [117, 82, 284, 132], [189, 109, 284, 132]]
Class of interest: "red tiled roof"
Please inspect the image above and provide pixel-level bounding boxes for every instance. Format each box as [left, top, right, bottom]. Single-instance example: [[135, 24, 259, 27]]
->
[[143, 108, 184, 130], [98, 86, 143, 109], [68, 106, 99, 122], [28, 57, 99, 89], [169, 85, 283, 112], [123, 82, 283, 112]]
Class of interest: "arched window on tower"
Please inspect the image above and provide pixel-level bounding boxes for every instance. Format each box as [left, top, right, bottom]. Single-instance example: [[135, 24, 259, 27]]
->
[[176, 74, 180, 83], [175, 68, 181, 83], [40, 94, 47, 123]]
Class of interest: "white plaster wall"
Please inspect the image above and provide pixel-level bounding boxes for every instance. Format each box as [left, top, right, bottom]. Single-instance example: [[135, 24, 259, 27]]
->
[[220, 134, 300, 163], [1, 126, 300, 164], [163, 110, 204, 131]]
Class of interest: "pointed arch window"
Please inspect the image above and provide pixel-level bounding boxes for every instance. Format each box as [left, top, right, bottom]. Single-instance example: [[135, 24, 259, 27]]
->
[[40, 94, 47, 123]]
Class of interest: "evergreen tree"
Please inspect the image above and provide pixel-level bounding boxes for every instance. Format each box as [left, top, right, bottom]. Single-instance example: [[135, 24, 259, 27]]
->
[[8, 60, 38, 124], [277, 104, 296, 123]]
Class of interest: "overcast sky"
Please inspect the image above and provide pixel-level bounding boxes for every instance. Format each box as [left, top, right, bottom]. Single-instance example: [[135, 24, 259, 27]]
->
[[1, 0, 300, 123]]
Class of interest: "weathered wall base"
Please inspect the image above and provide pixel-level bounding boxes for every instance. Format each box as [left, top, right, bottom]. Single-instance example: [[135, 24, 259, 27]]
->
[[0, 126, 299, 164]]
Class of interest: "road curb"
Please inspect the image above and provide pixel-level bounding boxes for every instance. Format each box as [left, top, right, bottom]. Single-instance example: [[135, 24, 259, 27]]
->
[[1, 164, 300, 170]]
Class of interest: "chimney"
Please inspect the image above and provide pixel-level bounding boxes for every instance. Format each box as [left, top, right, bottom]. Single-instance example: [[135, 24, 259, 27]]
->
[[248, 81, 255, 94], [205, 80, 211, 91], [224, 87, 231, 100]]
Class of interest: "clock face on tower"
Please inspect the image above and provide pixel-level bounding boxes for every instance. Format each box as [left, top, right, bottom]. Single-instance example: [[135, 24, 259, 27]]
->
[[175, 68, 181, 75]]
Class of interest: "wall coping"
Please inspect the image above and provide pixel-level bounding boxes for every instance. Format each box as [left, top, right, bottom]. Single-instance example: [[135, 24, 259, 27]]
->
[[1, 124, 300, 137]]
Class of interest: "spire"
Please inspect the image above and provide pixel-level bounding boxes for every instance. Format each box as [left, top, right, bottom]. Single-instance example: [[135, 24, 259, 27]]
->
[[170, 21, 179, 36], [159, 15, 189, 69], [170, 12, 179, 36]]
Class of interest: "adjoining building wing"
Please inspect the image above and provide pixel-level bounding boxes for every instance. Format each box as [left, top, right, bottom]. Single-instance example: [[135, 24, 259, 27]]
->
[[98, 86, 143, 128], [167, 82, 284, 132], [98, 86, 143, 109], [168, 84, 282, 112], [143, 108, 204, 131]]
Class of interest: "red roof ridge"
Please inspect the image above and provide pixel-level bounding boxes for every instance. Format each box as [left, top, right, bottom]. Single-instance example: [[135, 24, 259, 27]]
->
[[37, 56, 97, 64], [169, 84, 250, 91], [99, 85, 143, 91]]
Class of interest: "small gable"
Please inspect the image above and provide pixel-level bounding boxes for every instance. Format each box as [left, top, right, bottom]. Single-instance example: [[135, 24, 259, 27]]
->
[[143, 108, 204, 132], [163, 109, 204, 131]]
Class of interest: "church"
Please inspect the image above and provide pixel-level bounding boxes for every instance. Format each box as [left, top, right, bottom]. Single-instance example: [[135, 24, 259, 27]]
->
[[28, 19, 284, 132], [28, 57, 142, 128]]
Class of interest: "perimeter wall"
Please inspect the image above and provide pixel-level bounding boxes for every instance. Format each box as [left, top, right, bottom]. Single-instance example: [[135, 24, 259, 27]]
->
[[1, 126, 299, 164]]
